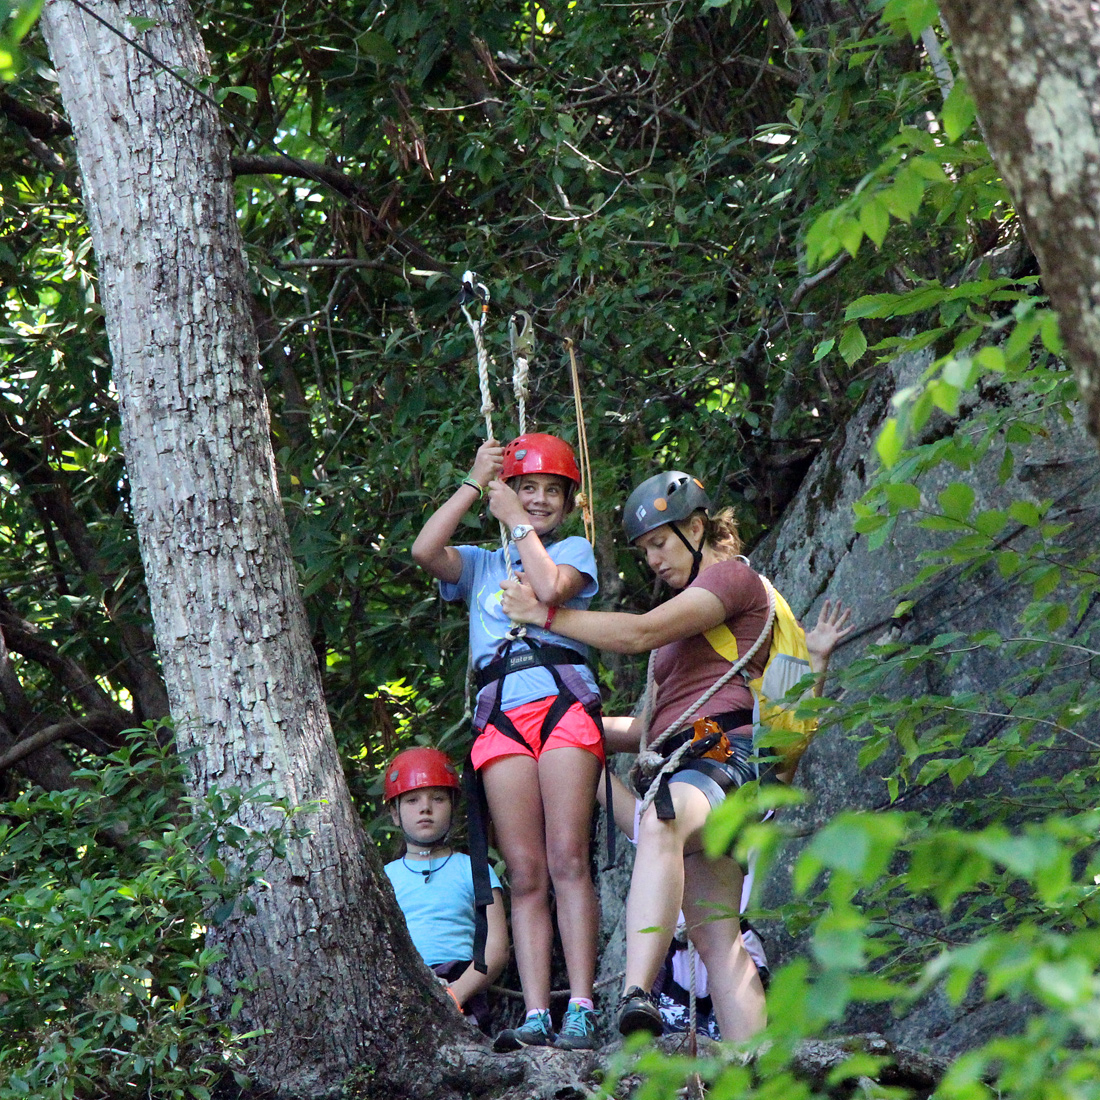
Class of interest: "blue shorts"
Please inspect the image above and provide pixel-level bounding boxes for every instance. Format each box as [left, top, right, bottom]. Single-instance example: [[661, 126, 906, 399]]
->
[[668, 735, 755, 810]]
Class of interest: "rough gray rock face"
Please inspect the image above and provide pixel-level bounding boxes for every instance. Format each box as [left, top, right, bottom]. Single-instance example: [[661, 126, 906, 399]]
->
[[752, 351, 1100, 1055], [595, 348, 1099, 1056]]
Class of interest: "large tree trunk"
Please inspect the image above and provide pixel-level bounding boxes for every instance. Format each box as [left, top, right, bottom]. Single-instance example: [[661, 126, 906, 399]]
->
[[937, 0, 1100, 445], [38, 1, 464, 1094]]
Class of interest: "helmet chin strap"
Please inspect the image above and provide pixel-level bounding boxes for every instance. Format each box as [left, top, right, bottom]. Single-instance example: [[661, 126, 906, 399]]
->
[[403, 825, 450, 854], [669, 523, 705, 585]]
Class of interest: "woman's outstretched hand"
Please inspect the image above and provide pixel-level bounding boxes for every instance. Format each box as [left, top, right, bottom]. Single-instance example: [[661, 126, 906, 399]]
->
[[804, 598, 854, 671], [500, 576, 546, 625]]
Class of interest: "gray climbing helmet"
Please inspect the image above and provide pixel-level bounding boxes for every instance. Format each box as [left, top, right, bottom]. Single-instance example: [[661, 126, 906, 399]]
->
[[623, 471, 712, 545]]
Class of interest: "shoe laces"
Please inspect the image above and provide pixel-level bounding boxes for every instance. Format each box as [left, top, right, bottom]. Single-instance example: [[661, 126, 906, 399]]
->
[[520, 1009, 552, 1036], [560, 1004, 596, 1035]]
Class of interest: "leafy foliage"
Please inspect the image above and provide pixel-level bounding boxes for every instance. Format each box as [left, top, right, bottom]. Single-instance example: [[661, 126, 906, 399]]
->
[[2, 0, 1100, 1097], [0, 729, 299, 1099]]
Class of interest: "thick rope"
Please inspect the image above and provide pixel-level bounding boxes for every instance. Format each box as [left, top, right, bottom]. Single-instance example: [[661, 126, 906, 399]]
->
[[459, 272, 517, 589], [564, 338, 596, 548], [460, 270, 494, 439], [635, 578, 777, 818], [687, 935, 698, 1057], [509, 311, 533, 436]]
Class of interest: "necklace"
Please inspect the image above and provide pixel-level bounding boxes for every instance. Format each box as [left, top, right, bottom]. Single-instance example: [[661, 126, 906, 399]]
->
[[402, 850, 454, 884]]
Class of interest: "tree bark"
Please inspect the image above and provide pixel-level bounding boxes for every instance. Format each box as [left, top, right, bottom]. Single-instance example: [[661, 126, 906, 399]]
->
[[937, 0, 1100, 444], [39, 1, 462, 1094]]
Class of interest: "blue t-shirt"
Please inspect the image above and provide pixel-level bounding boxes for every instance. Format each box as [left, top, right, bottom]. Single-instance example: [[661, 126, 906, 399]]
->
[[439, 537, 600, 711], [385, 852, 502, 966]]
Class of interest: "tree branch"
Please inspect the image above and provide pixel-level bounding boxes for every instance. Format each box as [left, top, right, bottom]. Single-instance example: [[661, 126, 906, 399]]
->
[[0, 605, 128, 719], [0, 711, 131, 772], [231, 154, 448, 273]]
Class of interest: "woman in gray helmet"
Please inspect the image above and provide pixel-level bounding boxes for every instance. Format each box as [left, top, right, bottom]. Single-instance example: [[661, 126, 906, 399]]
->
[[501, 471, 851, 1043]]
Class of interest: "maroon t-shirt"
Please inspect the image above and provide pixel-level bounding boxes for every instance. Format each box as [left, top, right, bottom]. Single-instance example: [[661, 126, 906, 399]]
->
[[649, 558, 771, 738]]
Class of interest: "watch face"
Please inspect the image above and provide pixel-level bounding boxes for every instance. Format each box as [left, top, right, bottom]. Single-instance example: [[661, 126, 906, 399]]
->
[[512, 524, 533, 540]]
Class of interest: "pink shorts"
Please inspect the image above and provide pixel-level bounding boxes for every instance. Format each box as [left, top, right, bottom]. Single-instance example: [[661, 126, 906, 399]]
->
[[472, 695, 605, 769]]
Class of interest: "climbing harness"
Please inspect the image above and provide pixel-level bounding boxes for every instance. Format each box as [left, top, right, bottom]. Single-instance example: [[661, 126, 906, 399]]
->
[[632, 580, 777, 820], [455, 277, 613, 970], [464, 634, 616, 971]]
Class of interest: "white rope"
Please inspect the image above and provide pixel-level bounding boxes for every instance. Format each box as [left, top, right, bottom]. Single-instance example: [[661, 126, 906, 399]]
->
[[460, 270, 494, 439], [687, 935, 698, 1056], [459, 271, 516, 584], [635, 578, 777, 818], [509, 311, 532, 436]]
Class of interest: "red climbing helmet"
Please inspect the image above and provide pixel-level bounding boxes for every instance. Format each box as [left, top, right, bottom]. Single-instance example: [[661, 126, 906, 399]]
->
[[384, 747, 460, 802], [502, 433, 581, 486]]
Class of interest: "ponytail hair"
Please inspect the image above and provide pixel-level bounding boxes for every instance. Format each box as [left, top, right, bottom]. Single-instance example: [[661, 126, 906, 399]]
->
[[700, 507, 742, 558]]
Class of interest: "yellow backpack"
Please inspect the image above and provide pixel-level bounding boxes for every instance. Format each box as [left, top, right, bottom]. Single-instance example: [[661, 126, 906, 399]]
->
[[702, 574, 818, 776]]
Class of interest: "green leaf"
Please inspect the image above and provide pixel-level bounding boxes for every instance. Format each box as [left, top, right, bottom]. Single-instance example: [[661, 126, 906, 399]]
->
[[839, 324, 868, 366], [1008, 500, 1041, 526], [883, 0, 938, 39], [883, 482, 921, 510], [837, 215, 865, 257], [942, 79, 977, 143], [794, 812, 908, 893], [938, 482, 975, 521], [223, 85, 258, 103], [1031, 564, 1061, 599], [884, 165, 925, 221], [859, 195, 890, 247], [876, 418, 903, 468], [357, 30, 398, 64]]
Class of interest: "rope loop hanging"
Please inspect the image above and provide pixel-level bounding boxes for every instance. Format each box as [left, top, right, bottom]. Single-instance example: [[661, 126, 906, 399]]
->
[[458, 270, 515, 581], [509, 311, 533, 436], [459, 270, 494, 439]]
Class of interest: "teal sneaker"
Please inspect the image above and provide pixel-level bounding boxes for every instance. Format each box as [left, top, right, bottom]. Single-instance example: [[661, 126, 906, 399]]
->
[[493, 1009, 555, 1052], [556, 1002, 599, 1050]]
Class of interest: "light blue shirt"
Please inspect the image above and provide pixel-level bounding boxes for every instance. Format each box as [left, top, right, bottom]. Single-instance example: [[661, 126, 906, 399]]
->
[[385, 853, 502, 966], [439, 537, 600, 710]]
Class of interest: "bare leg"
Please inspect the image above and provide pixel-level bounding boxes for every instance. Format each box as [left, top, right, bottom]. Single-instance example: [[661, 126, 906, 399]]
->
[[482, 753, 552, 1012], [538, 746, 602, 1001], [683, 850, 766, 1041], [621, 783, 712, 995]]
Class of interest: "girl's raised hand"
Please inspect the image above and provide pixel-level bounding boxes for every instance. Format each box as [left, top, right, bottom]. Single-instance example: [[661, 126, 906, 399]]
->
[[500, 576, 546, 625], [487, 479, 525, 527], [469, 438, 504, 487]]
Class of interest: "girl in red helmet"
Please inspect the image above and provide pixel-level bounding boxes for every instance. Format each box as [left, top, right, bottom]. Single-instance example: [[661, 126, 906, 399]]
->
[[412, 434, 604, 1050], [383, 747, 509, 1030]]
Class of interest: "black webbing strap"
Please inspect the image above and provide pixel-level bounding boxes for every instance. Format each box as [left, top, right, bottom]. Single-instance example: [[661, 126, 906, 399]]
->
[[462, 752, 494, 973], [474, 642, 592, 693]]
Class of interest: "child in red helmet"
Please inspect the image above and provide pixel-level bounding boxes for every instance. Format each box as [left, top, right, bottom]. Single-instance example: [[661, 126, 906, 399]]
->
[[412, 434, 604, 1050], [383, 747, 509, 1030]]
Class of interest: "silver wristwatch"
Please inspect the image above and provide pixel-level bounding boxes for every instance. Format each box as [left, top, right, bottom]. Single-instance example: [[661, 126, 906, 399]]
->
[[510, 524, 535, 541]]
